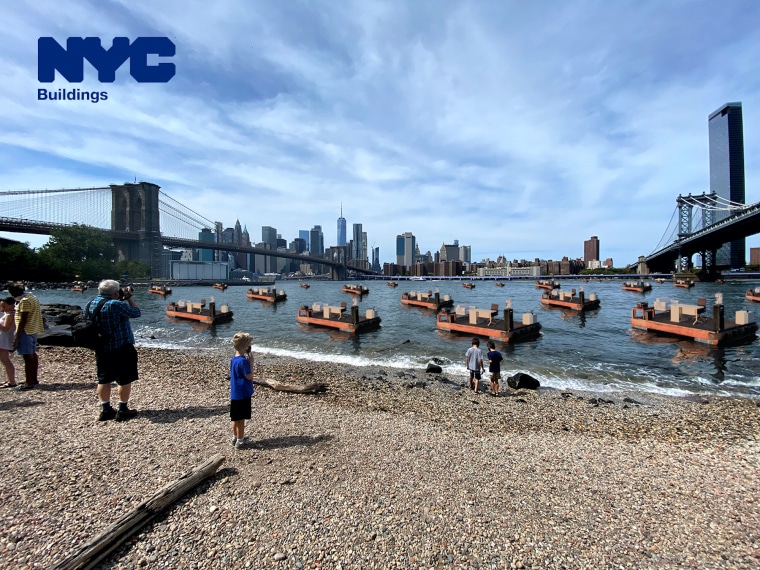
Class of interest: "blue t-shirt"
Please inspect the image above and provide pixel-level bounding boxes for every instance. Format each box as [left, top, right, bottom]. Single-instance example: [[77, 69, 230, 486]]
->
[[487, 350, 503, 373], [230, 355, 253, 400]]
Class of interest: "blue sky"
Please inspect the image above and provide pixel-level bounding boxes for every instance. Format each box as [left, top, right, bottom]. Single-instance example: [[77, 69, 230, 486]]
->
[[2, 0, 760, 267]]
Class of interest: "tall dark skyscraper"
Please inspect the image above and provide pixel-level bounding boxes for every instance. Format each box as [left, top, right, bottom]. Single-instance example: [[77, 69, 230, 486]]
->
[[584, 236, 599, 268], [337, 205, 346, 247], [352, 223, 363, 261], [709, 102, 746, 268]]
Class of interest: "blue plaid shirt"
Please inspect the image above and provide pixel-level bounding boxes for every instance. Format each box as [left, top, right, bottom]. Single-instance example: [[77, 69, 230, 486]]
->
[[86, 296, 141, 352]]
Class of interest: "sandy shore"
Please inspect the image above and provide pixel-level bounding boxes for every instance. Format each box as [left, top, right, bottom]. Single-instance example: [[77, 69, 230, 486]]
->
[[1, 346, 759, 569]]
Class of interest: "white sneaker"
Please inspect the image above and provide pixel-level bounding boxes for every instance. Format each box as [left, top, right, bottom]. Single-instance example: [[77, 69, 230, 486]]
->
[[235, 437, 252, 449]]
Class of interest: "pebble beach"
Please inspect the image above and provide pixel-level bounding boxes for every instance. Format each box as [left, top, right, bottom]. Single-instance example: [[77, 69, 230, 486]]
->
[[1, 346, 759, 569]]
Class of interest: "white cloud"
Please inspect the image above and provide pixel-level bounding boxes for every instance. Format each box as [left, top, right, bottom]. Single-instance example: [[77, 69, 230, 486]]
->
[[2, 0, 760, 264]]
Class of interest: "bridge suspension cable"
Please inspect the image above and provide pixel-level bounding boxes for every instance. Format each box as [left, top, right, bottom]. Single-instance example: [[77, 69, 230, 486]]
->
[[649, 206, 679, 255], [0, 187, 112, 229]]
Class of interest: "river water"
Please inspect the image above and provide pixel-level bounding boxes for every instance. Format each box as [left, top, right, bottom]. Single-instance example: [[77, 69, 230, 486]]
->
[[36, 278, 760, 398]]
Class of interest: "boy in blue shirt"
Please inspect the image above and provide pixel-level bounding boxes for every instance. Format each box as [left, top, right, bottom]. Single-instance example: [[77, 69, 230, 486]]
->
[[230, 332, 255, 449], [486, 340, 504, 396]]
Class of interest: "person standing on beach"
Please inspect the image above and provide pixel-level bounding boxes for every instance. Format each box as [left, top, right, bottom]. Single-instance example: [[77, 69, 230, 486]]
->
[[230, 332, 255, 449], [486, 340, 503, 396], [0, 296, 17, 388], [7, 284, 43, 390], [89, 280, 141, 422], [465, 337, 484, 392]]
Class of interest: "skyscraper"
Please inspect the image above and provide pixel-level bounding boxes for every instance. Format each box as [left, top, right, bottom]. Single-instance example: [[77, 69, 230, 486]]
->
[[299, 230, 310, 252], [352, 223, 363, 261], [337, 205, 347, 247], [584, 236, 600, 268], [309, 225, 324, 256], [709, 102, 746, 268], [396, 232, 416, 266], [262, 226, 277, 246]]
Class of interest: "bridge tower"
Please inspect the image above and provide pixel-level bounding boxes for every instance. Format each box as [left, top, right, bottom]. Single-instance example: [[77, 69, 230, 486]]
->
[[327, 245, 348, 280], [676, 193, 718, 277], [110, 182, 162, 277]]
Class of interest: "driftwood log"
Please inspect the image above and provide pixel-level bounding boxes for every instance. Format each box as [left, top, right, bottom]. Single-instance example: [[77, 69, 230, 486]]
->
[[52, 454, 225, 570], [253, 377, 327, 393]]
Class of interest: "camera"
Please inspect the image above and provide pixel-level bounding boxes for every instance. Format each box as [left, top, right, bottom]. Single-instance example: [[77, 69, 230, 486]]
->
[[118, 286, 133, 301]]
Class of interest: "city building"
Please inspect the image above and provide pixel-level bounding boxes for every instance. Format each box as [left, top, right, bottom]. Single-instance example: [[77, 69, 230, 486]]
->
[[396, 232, 416, 266], [198, 228, 215, 262], [309, 225, 324, 257], [337, 206, 346, 247], [299, 230, 310, 252], [352, 223, 363, 261], [262, 226, 277, 247], [750, 247, 760, 266], [584, 236, 600, 268], [709, 102, 746, 269]]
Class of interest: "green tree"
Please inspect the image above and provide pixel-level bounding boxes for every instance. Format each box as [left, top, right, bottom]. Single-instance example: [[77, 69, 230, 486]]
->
[[37, 224, 116, 280], [0, 242, 43, 281]]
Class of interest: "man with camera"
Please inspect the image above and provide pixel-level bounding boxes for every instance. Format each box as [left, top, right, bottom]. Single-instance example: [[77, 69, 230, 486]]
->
[[87, 279, 141, 421]]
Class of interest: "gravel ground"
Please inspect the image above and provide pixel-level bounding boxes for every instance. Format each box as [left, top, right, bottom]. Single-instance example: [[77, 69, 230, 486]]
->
[[1, 345, 759, 569]]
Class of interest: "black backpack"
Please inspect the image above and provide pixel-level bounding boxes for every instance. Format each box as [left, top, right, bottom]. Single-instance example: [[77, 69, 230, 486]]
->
[[71, 298, 109, 350]]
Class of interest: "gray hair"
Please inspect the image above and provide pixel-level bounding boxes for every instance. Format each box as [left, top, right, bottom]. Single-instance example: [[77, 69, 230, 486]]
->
[[98, 279, 120, 297]]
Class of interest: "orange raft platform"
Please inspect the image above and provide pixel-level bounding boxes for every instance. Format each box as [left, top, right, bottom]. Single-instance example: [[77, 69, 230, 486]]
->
[[212, 283, 228, 291], [461, 282, 475, 289], [674, 279, 695, 289], [299, 283, 310, 289], [400, 290, 454, 311], [246, 287, 286, 303], [622, 281, 652, 293], [630, 299, 757, 347], [148, 284, 172, 296], [297, 302, 381, 334], [166, 300, 233, 325], [541, 289, 600, 312], [436, 303, 541, 343], [342, 284, 369, 295], [745, 287, 760, 303], [387, 281, 399, 287], [536, 280, 560, 290]]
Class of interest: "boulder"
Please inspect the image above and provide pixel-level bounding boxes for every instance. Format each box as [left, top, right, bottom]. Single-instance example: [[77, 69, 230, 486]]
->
[[425, 363, 442, 374], [507, 372, 540, 390]]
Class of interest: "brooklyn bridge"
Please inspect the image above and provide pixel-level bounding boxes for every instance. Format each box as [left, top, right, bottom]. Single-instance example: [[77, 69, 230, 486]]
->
[[0, 182, 371, 280]]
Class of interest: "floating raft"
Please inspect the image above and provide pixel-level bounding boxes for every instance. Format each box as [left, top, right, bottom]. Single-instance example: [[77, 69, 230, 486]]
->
[[70, 284, 86, 293], [297, 302, 381, 334], [631, 300, 757, 346], [148, 285, 172, 296], [536, 280, 560, 290], [166, 300, 233, 325], [746, 287, 760, 303], [495, 282, 505, 287], [246, 287, 286, 303], [387, 281, 398, 287], [674, 279, 694, 289], [622, 281, 652, 293], [342, 284, 369, 295], [436, 304, 541, 343], [462, 282, 475, 289], [212, 283, 228, 291], [400, 290, 454, 311], [541, 289, 600, 312], [300, 283, 310, 289]]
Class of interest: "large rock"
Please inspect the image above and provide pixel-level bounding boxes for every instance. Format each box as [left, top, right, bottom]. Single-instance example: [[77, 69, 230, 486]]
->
[[425, 363, 442, 374], [507, 372, 540, 390]]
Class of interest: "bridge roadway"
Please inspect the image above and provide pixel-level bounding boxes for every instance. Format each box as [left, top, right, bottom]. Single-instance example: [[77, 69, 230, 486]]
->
[[642, 200, 760, 272]]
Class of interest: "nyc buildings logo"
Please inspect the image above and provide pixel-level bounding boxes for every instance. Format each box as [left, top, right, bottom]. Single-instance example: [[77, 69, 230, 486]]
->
[[37, 37, 176, 103]]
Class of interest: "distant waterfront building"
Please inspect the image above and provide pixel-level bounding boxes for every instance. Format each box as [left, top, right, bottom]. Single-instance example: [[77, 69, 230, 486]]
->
[[584, 236, 600, 268], [371, 247, 381, 273], [337, 206, 346, 247], [709, 102, 746, 268], [750, 247, 760, 266], [396, 232, 416, 266]]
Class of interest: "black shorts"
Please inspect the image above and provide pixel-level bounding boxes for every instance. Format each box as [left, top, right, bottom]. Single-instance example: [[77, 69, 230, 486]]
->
[[96, 344, 138, 386], [230, 397, 252, 421], [469, 369, 481, 380]]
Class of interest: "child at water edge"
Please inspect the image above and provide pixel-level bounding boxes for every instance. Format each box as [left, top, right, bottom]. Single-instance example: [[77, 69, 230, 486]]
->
[[230, 332, 255, 449], [486, 340, 503, 396], [464, 337, 484, 392]]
